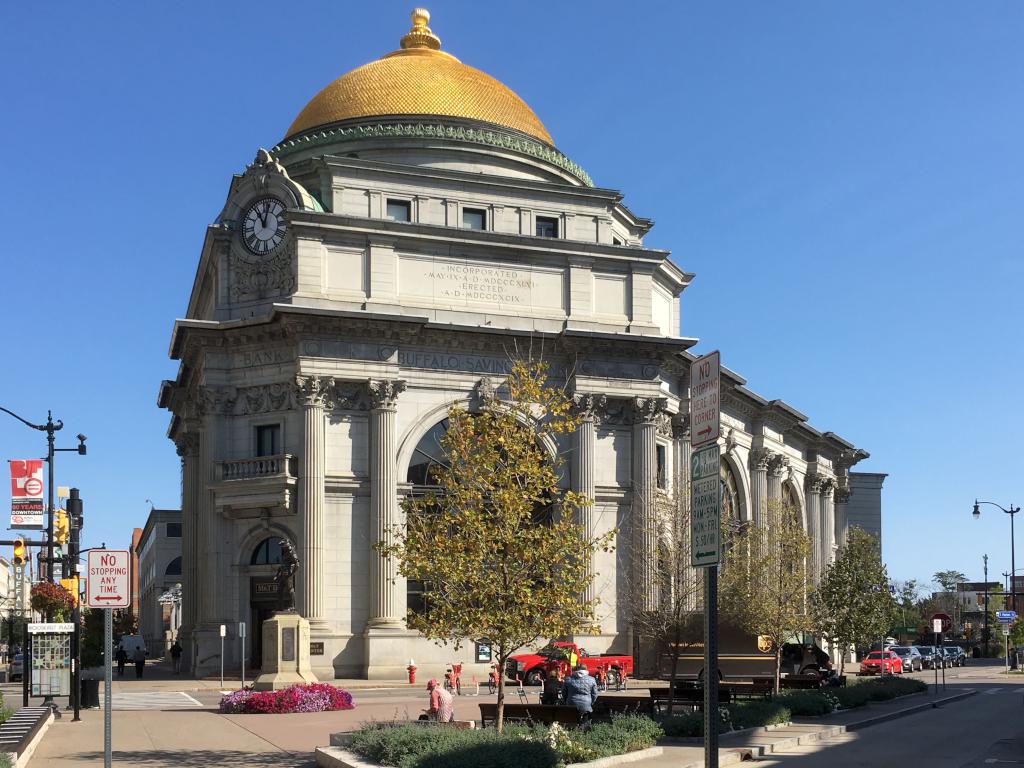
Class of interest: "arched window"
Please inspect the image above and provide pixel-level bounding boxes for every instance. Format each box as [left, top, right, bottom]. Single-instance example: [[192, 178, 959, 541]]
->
[[165, 556, 182, 577], [406, 419, 449, 486], [250, 537, 283, 566], [782, 483, 802, 528]]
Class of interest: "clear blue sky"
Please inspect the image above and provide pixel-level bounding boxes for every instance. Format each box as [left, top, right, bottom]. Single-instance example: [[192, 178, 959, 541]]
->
[[1, 1, 1021, 590]]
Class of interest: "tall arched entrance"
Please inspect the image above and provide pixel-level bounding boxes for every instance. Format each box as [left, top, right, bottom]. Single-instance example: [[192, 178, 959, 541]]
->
[[248, 537, 283, 668]]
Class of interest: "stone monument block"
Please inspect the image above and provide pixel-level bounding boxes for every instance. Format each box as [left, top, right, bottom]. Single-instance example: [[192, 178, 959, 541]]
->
[[253, 612, 318, 690]]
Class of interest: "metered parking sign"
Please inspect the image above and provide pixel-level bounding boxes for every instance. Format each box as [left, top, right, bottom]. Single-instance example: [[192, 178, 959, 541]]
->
[[691, 444, 721, 567]]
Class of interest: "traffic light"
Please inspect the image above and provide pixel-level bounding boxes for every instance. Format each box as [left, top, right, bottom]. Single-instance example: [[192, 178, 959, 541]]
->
[[12, 538, 25, 567], [55, 509, 70, 546], [60, 577, 79, 606]]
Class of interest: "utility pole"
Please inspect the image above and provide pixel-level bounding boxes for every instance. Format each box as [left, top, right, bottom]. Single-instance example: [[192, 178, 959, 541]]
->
[[984, 555, 990, 657]]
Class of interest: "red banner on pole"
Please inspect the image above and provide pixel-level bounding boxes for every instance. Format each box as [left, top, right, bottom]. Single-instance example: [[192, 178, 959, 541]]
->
[[10, 459, 44, 529]]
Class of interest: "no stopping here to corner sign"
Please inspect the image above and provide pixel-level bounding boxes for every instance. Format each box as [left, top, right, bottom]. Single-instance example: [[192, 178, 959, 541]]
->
[[690, 351, 720, 448], [85, 550, 131, 608]]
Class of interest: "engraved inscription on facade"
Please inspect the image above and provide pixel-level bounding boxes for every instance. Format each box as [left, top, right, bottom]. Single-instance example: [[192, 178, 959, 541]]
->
[[399, 255, 565, 311]]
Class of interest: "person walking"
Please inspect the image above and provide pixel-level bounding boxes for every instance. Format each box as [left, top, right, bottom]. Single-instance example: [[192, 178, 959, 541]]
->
[[420, 678, 455, 722], [170, 641, 183, 674], [540, 669, 561, 705], [115, 647, 128, 677], [560, 664, 599, 726], [133, 646, 147, 679]]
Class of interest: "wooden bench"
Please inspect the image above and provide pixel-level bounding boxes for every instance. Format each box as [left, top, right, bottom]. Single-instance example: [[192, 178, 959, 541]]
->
[[648, 686, 732, 712], [478, 702, 582, 728], [724, 680, 773, 701], [780, 673, 823, 690], [592, 694, 653, 717]]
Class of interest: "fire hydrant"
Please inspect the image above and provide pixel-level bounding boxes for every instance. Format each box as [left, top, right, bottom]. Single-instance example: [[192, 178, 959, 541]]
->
[[407, 659, 417, 685]]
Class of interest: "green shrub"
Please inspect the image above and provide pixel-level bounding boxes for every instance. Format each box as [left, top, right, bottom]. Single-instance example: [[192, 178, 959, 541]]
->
[[659, 707, 732, 737], [832, 677, 925, 709], [729, 700, 792, 729], [575, 714, 663, 758], [349, 724, 485, 768], [413, 740, 558, 768], [777, 689, 838, 716]]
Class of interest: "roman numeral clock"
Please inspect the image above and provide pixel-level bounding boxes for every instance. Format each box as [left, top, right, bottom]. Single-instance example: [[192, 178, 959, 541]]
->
[[242, 197, 287, 256]]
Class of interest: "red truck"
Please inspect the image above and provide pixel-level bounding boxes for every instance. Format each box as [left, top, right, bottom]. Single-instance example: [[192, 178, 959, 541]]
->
[[507, 642, 634, 687]]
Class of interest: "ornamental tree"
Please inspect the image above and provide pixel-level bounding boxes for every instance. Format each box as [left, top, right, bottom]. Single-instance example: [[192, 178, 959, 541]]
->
[[30, 582, 75, 622], [812, 527, 895, 674], [718, 500, 813, 694], [377, 359, 615, 732]]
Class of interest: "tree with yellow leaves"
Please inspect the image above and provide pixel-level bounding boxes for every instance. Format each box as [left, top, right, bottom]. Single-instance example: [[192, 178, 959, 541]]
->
[[377, 359, 615, 732]]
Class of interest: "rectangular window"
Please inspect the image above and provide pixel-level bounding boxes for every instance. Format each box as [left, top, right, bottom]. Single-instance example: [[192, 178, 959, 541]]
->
[[656, 444, 667, 490], [255, 424, 281, 457], [536, 216, 559, 238], [166, 523, 182, 538], [386, 199, 411, 222], [462, 207, 486, 230]]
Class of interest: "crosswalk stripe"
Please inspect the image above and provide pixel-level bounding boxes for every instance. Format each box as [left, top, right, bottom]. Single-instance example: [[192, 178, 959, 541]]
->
[[101, 692, 203, 710]]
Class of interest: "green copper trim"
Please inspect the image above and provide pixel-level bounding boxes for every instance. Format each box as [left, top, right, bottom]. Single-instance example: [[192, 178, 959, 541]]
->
[[272, 122, 593, 187]]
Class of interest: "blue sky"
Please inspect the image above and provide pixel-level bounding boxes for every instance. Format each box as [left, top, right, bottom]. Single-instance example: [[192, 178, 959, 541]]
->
[[1, 1, 1021, 590]]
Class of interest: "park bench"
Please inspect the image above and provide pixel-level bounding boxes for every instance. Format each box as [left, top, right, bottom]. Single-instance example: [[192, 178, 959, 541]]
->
[[648, 685, 732, 712], [780, 673, 823, 690], [592, 694, 653, 717], [478, 702, 581, 728]]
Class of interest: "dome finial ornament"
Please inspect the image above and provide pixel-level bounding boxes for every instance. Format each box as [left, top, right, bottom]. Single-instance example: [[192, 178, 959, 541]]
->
[[400, 8, 441, 51]]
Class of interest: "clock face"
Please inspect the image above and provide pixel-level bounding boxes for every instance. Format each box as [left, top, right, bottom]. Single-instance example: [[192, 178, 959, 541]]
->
[[242, 197, 286, 255]]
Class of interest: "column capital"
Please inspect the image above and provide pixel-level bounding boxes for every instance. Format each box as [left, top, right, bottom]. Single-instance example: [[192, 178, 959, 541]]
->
[[671, 413, 690, 441], [749, 447, 772, 472], [572, 392, 607, 421], [294, 375, 332, 407], [805, 472, 826, 493], [835, 487, 852, 503], [175, 432, 200, 458], [767, 452, 790, 478], [632, 396, 669, 425], [820, 477, 836, 499], [368, 379, 407, 410]]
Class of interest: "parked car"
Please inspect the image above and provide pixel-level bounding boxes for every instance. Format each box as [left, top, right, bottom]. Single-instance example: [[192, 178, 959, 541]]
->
[[860, 650, 903, 675], [890, 646, 923, 672], [914, 645, 942, 669], [8, 653, 23, 682], [948, 646, 967, 665], [940, 647, 963, 667]]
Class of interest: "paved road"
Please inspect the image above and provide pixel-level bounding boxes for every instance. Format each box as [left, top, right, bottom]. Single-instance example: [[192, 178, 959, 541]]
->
[[758, 662, 1024, 767]]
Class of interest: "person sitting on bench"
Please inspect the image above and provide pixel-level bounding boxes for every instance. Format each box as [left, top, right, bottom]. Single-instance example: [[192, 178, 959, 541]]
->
[[560, 664, 598, 725]]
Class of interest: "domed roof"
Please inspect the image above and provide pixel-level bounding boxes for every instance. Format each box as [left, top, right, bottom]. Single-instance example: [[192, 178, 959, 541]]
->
[[284, 9, 553, 146]]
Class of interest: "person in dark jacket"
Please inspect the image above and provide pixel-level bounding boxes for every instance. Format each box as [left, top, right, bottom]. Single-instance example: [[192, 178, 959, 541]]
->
[[115, 647, 128, 677], [560, 664, 599, 724], [541, 669, 561, 705]]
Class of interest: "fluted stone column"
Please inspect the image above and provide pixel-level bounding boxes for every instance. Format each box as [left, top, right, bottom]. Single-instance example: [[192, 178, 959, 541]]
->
[[572, 394, 604, 607], [805, 474, 824, 581], [767, 453, 789, 506], [749, 448, 770, 526], [368, 380, 406, 628], [834, 487, 851, 547], [673, 415, 696, 611], [632, 397, 665, 613], [175, 427, 200, 646], [821, 479, 836, 567], [295, 375, 328, 622], [195, 391, 219, 627]]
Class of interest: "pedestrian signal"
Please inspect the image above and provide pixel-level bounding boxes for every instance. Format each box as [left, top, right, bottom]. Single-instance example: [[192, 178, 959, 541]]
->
[[12, 539, 25, 566], [55, 509, 70, 546]]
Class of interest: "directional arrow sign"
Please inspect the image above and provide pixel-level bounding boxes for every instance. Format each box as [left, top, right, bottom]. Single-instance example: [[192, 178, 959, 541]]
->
[[690, 351, 720, 449], [85, 550, 130, 609]]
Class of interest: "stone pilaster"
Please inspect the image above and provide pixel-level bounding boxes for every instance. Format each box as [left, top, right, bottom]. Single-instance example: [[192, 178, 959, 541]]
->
[[805, 474, 824, 581], [834, 486, 852, 547], [672, 414, 696, 611], [367, 379, 406, 628], [749, 448, 771, 526], [632, 397, 666, 613], [295, 375, 328, 622], [174, 426, 200, 666], [572, 394, 604, 606], [821, 478, 836, 567], [767, 452, 789, 504]]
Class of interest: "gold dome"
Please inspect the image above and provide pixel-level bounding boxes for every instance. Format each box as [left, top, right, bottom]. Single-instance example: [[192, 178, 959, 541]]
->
[[284, 9, 553, 145]]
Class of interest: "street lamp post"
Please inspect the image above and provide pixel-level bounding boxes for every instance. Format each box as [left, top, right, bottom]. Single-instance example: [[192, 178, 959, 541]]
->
[[973, 501, 1020, 614], [983, 554, 990, 657], [0, 407, 86, 583]]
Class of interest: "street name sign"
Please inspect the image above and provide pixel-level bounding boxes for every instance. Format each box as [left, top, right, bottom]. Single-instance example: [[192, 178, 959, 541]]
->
[[85, 550, 130, 609], [691, 444, 721, 567], [690, 351, 720, 449], [997, 610, 1017, 623]]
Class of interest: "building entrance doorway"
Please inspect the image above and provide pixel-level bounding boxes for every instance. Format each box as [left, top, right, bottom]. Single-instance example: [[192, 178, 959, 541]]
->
[[250, 577, 277, 669]]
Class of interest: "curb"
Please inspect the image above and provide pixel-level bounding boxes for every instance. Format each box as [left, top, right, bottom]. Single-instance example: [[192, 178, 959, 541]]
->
[[842, 688, 977, 731]]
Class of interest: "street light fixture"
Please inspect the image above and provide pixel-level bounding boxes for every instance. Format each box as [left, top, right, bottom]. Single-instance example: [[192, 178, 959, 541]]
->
[[0, 407, 88, 584], [973, 500, 1021, 614]]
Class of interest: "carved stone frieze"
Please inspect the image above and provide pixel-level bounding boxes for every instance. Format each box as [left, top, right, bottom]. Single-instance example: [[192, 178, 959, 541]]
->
[[475, 377, 498, 405], [229, 244, 296, 302], [368, 379, 407, 410], [238, 382, 296, 414], [196, 386, 237, 417]]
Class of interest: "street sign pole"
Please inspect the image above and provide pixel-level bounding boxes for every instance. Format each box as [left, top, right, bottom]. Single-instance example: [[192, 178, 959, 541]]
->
[[240, 622, 247, 689], [220, 625, 226, 688], [103, 608, 111, 768], [690, 351, 721, 768]]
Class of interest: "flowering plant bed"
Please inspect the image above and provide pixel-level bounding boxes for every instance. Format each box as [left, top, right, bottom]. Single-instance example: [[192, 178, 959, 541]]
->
[[219, 683, 355, 714]]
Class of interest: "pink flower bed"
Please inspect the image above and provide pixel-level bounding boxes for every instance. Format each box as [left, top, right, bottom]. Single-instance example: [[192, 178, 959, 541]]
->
[[219, 683, 355, 714]]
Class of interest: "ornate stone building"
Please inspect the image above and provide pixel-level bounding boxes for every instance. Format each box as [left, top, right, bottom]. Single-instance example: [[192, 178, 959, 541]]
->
[[159, 9, 871, 678]]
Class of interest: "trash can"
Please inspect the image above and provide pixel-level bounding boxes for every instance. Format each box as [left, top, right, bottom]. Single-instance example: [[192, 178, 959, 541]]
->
[[80, 679, 101, 709]]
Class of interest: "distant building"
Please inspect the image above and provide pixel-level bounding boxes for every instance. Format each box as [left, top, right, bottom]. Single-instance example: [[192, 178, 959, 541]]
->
[[129, 527, 143, 623], [847, 472, 886, 546], [134, 509, 183, 655]]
